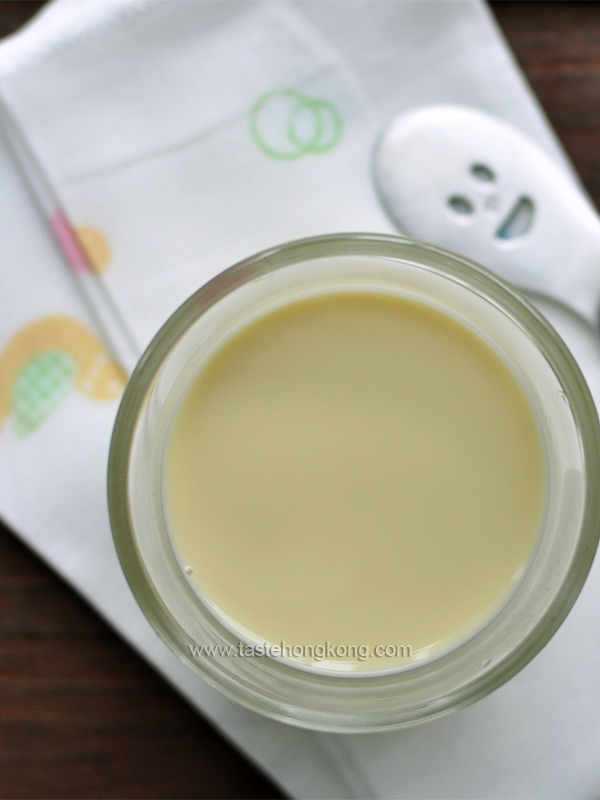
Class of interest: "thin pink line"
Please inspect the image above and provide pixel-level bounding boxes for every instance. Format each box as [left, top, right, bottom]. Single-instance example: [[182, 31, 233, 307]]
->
[[50, 210, 93, 274]]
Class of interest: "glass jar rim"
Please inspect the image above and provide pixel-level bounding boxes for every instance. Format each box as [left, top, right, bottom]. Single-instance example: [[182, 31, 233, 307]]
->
[[108, 232, 600, 732]]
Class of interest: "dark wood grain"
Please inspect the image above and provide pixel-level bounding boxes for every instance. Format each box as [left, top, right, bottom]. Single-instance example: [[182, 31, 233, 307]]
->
[[1, 1, 600, 798], [0, 2, 45, 39], [490, 1, 600, 209], [0, 525, 284, 800]]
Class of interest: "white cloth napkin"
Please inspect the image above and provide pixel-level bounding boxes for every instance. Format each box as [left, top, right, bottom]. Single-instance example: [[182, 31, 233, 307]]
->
[[0, 1, 599, 797]]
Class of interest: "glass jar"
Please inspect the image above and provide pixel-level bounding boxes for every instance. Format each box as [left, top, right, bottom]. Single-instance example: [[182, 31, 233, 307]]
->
[[107, 233, 600, 732]]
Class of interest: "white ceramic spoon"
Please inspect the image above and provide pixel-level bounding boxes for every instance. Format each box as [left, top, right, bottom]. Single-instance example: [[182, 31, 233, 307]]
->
[[374, 104, 600, 403]]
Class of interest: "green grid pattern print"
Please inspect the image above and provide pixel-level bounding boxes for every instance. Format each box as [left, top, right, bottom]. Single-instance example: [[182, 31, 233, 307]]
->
[[13, 350, 77, 437]]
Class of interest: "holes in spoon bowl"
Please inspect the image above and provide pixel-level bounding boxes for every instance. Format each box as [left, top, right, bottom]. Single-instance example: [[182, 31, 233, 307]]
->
[[448, 195, 474, 215], [471, 163, 496, 183], [496, 196, 535, 240]]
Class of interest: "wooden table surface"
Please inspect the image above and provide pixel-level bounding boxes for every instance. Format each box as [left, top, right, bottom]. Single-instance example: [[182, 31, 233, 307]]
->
[[1, 2, 599, 798]]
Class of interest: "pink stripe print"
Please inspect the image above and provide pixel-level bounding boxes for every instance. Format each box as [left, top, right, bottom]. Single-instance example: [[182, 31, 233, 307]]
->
[[50, 210, 93, 273]]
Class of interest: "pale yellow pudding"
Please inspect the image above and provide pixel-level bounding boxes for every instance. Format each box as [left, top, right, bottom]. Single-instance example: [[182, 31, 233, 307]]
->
[[164, 290, 546, 671]]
